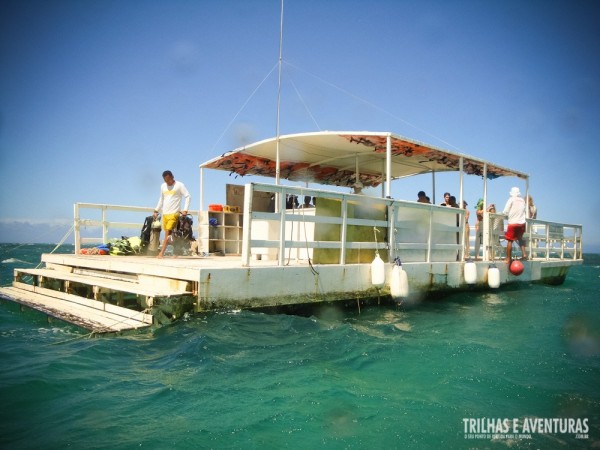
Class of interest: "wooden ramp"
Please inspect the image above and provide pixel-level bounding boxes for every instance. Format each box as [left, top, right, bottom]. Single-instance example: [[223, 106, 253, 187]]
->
[[0, 263, 198, 332], [15, 267, 191, 300], [0, 285, 153, 333]]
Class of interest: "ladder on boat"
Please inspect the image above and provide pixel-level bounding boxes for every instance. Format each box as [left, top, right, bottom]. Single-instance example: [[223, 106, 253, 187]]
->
[[0, 266, 195, 333]]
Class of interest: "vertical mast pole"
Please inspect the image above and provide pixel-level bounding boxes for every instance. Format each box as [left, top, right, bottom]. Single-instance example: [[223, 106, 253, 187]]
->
[[525, 176, 530, 218], [275, 0, 284, 186], [458, 156, 464, 208], [482, 163, 488, 211], [355, 154, 360, 191], [199, 167, 204, 212], [482, 163, 489, 261], [459, 156, 464, 261], [386, 133, 392, 198]]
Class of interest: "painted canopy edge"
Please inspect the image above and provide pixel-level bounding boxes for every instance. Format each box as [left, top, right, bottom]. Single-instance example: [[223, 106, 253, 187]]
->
[[200, 131, 528, 187]]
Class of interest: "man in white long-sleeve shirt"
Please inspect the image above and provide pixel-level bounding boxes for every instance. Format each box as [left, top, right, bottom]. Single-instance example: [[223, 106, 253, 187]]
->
[[153, 170, 191, 258], [502, 186, 527, 263]]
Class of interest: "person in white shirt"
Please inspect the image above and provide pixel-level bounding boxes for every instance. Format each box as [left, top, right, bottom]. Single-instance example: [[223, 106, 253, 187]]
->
[[502, 187, 527, 262], [153, 170, 191, 258]]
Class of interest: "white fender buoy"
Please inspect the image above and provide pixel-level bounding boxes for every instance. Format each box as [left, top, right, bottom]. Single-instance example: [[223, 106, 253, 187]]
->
[[488, 265, 501, 289], [390, 260, 409, 300], [464, 260, 477, 285], [371, 253, 385, 288]]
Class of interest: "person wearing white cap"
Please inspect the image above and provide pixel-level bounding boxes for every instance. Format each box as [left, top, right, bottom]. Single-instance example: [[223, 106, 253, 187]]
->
[[502, 187, 527, 262]]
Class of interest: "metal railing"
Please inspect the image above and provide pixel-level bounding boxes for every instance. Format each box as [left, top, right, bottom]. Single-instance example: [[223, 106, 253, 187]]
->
[[75, 198, 582, 264], [526, 219, 583, 260], [241, 184, 389, 266], [481, 212, 506, 261], [239, 184, 583, 266], [477, 212, 583, 261], [241, 183, 465, 266], [73, 203, 198, 254], [389, 200, 465, 263]]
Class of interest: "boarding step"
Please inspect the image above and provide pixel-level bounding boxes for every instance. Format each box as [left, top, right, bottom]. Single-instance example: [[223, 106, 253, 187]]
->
[[71, 267, 140, 283], [15, 268, 191, 299], [0, 285, 153, 333]]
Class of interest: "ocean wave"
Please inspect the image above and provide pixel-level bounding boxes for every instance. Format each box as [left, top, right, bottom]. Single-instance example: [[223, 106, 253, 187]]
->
[[2, 258, 34, 265]]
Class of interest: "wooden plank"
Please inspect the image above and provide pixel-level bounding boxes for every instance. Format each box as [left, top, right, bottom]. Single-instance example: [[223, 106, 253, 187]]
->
[[41, 253, 203, 281], [13, 282, 153, 324], [16, 268, 190, 298], [73, 268, 139, 282], [0, 286, 152, 332]]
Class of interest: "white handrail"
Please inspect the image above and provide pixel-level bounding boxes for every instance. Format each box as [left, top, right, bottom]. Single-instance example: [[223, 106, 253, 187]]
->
[[242, 183, 465, 266], [239, 183, 582, 266], [73, 203, 198, 254]]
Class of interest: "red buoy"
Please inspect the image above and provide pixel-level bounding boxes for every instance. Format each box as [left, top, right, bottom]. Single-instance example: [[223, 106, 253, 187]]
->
[[509, 260, 524, 276]]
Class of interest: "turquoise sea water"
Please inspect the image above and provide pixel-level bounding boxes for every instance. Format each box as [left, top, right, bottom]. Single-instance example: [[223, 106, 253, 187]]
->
[[0, 244, 598, 449]]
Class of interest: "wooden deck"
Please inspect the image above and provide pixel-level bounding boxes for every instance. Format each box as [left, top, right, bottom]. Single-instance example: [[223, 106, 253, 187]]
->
[[0, 253, 232, 333], [15, 268, 191, 298], [0, 252, 300, 332], [41, 253, 279, 279], [0, 285, 153, 333]]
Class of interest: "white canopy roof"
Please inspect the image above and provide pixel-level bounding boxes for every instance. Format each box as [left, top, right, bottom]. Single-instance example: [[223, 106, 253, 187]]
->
[[200, 131, 528, 188]]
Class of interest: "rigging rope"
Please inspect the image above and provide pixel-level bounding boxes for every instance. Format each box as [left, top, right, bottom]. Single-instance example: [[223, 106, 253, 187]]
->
[[0, 223, 73, 258], [35, 224, 75, 269], [210, 62, 279, 153], [209, 57, 463, 155], [283, 60, 461, 151], [288, 76, 321, 130]]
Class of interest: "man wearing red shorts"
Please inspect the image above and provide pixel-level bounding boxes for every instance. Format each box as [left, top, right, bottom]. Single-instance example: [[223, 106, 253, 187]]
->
[[502, 187, 527, 262]]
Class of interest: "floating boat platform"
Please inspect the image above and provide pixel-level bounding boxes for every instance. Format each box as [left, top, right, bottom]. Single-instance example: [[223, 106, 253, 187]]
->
[[0, 249, 581, 333], [0, 132, 584, 332]]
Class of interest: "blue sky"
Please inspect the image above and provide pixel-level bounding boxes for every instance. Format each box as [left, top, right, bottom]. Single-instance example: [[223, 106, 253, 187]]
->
[[1, 0, 599, 249]]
